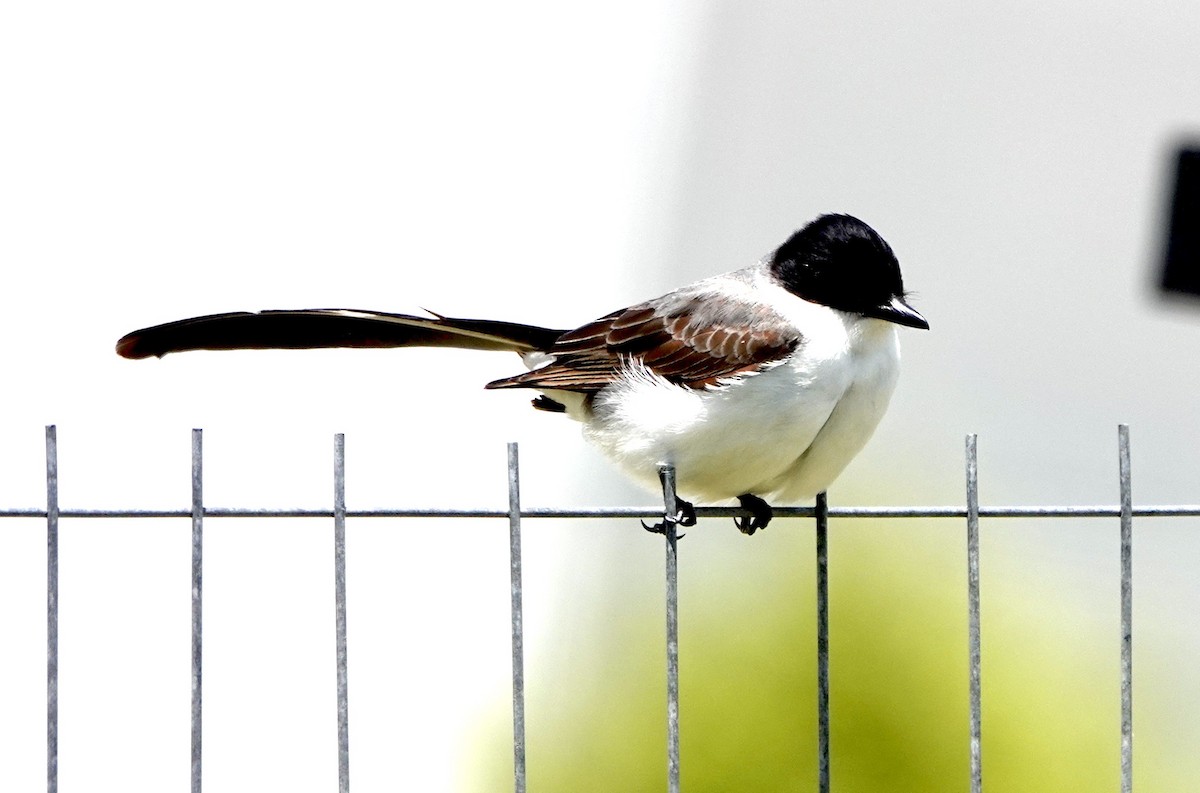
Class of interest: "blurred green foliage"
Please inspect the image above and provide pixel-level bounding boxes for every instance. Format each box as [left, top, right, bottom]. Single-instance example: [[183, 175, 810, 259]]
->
[[467, 513, 1141, 792]]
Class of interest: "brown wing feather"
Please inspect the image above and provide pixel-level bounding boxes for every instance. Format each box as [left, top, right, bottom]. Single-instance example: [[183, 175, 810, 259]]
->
[[487, 294, 800, 393]]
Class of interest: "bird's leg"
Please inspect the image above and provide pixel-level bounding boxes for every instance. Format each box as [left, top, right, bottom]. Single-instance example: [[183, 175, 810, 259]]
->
[[642, 499, 697, 536], [734, 493, 773, 535]]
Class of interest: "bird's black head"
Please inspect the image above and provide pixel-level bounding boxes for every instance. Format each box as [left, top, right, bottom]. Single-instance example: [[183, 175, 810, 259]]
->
[[770, 214, 928, 329]]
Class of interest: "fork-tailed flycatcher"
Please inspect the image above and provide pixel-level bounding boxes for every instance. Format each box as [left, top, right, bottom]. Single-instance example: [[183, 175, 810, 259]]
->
[[117, 214, 928, 535]]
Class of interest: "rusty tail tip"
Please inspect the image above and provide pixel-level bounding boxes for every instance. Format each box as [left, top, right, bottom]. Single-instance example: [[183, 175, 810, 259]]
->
[[115, 332, 158, 359]]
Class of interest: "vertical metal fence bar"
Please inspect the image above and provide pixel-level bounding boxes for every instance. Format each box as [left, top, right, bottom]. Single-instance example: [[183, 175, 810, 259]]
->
[[815, 491, 830, 793], [506, 443, 527, 793], [45, 425, 59, 793], [334, 434, 350, 793], [658, 464, 681, 793], [1119, 424, 1133, 793], [965, 434, 982, 793], [191, 429, 203, 793]]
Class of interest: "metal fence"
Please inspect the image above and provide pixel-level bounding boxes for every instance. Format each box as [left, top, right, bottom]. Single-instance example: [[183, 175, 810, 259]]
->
[[3, 423, 1193, 792]]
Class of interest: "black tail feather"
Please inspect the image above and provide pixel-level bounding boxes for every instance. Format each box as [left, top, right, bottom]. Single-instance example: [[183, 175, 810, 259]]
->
[[116, 309, 566, 360]]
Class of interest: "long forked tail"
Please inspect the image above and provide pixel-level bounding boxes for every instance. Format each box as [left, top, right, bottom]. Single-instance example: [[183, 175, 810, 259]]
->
[[115, 309, 566, 359]]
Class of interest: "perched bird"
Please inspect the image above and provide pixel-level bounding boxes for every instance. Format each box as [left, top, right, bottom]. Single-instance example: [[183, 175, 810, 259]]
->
[[117, 214, 927, 534]]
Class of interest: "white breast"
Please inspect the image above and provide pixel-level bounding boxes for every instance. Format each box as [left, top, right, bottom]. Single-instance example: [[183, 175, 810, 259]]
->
[[760, 317, 900, 502]]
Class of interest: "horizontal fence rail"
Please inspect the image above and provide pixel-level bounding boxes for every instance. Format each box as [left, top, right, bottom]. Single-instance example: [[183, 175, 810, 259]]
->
[[1, 424, 1187, 790], [5, 505, 1200, 519]]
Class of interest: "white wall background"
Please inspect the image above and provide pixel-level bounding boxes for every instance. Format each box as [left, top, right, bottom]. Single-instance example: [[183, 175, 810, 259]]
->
[[3, 1, 1200, 790]]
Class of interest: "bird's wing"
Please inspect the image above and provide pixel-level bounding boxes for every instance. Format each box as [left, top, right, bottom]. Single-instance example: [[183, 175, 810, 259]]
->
[[115, 309, 567, 359], [486, 281, 802, 393]]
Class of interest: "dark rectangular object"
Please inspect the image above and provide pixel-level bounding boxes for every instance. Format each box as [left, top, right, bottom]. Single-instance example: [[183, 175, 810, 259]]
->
[[1162, 147, 1200, 298]]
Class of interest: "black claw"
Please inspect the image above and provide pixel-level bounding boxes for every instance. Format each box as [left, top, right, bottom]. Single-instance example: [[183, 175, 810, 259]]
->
[[734, 493, 773, 536], [641, 520, 686, 539], [643, 498, 696, 538]]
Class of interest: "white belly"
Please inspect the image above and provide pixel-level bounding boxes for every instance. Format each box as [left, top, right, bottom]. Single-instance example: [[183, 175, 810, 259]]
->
[[571, 312, 901, 504]]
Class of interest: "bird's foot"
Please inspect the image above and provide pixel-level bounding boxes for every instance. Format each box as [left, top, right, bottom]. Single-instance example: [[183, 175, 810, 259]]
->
[[642, 499, 697, 538], [734, 493, 773, 535]]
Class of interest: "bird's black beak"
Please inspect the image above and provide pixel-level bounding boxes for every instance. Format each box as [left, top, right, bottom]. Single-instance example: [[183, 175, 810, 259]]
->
[[868, 296, 929, 329]]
